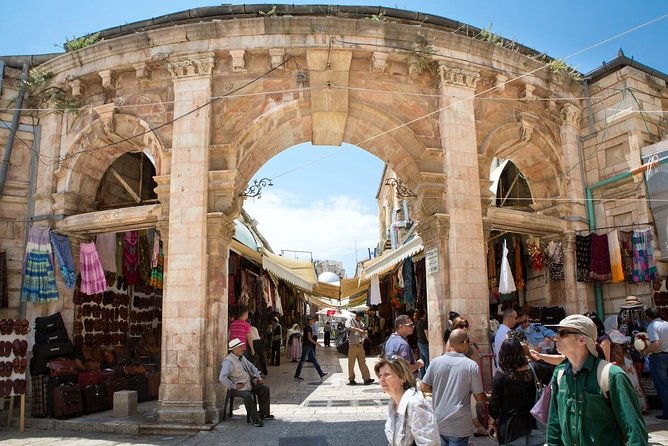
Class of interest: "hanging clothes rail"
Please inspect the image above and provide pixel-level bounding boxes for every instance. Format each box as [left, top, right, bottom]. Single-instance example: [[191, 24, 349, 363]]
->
[[574, 222, 655, 233]]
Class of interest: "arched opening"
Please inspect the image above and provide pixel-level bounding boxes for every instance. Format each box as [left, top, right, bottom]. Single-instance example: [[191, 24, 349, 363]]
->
[[490, 159, 533, 211], [96, 152, 158, 210]]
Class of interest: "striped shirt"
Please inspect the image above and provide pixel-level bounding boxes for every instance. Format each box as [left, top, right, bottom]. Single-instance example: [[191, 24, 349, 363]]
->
[[229, 319, 251, 349]]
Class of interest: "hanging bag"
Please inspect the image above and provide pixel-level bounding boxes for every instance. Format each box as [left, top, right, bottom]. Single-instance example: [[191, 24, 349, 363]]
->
[[528, 363, 550, 429]]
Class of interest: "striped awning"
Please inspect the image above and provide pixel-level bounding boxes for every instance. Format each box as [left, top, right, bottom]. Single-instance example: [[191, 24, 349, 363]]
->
[[360, 236, 423, 280]]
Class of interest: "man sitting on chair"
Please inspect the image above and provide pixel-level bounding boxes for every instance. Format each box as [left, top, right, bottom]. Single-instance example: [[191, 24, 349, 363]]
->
[[219, 338, 274, 427]]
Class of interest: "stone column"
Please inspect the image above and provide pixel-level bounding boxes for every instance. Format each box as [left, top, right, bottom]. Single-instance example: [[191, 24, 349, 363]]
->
[[438, 62, 490, 349], [420, 213, 450, 361], [559, 104, 592, 313], [157, 52, 214, 425], [203, 212, 235, 423]]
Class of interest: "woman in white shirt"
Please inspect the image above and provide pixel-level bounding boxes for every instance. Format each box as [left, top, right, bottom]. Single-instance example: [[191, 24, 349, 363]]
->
[[375, 356, 440, 446]]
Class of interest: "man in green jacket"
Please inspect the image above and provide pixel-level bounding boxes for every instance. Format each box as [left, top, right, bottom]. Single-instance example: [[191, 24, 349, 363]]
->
[[546, 314, 647, 446]]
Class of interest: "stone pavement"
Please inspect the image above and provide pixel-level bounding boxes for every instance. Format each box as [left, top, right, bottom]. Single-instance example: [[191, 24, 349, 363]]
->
[[0, 341, 667, 445]]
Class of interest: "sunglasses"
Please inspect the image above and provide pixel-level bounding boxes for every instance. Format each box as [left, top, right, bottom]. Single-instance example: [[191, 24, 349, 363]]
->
[[556, 329, 581, 338], [402, 323, 414, 327], [384, 354, 404, 362]]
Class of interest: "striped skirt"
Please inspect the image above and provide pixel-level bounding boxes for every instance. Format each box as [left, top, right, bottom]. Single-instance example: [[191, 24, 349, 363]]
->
[[79, 242, 107, 295], [21, 250, 59, 302]]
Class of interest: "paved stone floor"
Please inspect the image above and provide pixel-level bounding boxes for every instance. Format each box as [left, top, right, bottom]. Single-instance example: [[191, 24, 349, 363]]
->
[[0, 341, 667, 444]]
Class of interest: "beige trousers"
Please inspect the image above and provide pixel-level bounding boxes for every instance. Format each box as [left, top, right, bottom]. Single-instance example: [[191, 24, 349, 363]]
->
[[347, 343, 370, 381]]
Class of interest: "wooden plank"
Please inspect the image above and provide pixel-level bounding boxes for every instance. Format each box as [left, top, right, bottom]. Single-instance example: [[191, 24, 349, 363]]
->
[[109, 168, 141, 203]]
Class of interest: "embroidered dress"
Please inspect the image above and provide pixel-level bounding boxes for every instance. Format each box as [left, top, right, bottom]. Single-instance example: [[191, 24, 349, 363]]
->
[[589, 233, 612, 282], [23, 226, 51, 268], [632, 228, 658, 282], [575, 234, 591, 282], [122, 231, 139, 286], [138, 231, 151, 284], [149, 244, 163, 289], [49, 233, 76, 289], [544, 240, 565, 281], [21, 250, 59, 302], [79, 242, 107, 295], [619, 230, 634, 282]]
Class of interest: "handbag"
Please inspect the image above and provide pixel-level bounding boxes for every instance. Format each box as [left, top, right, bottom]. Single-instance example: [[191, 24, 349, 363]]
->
[[49, 358, 79, 377], [530, 376, 552, 427]]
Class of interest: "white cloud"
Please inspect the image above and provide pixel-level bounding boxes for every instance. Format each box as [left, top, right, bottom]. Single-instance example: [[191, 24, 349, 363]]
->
[[244, 188, 379, 275]]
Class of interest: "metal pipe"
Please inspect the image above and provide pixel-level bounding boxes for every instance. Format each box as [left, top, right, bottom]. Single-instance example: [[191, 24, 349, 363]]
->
[[0, 63, 29, 197]]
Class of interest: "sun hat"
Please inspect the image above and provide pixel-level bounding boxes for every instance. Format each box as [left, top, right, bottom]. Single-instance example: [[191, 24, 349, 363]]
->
[[546, 314, 598, 356], [228, 338, 243, 350]]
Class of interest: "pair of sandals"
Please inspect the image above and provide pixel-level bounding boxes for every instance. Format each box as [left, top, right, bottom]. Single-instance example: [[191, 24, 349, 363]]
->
[[0, 379, 26, 396], [0, 319, 30, 336], [2, 339, 27, 357], [0, 358, 26, 376]]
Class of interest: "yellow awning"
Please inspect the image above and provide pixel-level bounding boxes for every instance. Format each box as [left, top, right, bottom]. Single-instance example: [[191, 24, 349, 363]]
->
[[230, 239, 262, 263], [340, 277, 369, 299], [261, 248, 316, 291], [360, 236, 423, 280], [312, 281, 341, 300]]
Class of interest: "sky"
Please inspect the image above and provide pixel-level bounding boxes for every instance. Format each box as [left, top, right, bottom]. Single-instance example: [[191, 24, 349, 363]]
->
[[2, 1, 667, 277]]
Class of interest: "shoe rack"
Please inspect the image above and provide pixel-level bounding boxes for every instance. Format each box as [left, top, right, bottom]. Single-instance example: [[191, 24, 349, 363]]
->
[[0, 319, 29, 432]]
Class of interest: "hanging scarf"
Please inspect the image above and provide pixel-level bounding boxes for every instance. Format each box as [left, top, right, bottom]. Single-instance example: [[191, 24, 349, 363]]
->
[[49, 233, 76, 289]]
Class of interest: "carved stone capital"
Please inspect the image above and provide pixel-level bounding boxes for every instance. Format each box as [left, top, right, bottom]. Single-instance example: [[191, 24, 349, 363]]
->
[[559, 103, 582, 128], [438, 63, 480, 89], [133, 62, 151, 80], [371, 52, 389, 73], [420, 214, 450, 245], [98, 70, 114, 90], [229, 50, 246, 72], [408, 172, 448, 219], [521, 83, 535, 100], [93, 103, 116, 136], [69, 79, 84, 97], [494, 73, 508, 92], [155, 218, 169, 241], [167, 53, 215, 79], [269, 48, 285, 69], [562, 230, 576, 253], [517, 112, 540, 143], [207, 213, 236, 243]]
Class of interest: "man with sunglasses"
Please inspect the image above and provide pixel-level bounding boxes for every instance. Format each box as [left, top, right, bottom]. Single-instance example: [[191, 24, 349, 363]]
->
[[383, 315, 424, 374], [546, 314, 647, 446]]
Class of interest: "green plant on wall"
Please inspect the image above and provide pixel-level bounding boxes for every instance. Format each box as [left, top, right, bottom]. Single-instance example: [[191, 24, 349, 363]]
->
[[64, 32, 101, 52], [410, 35, 438, 76], [477, 24, 504, 47], [532, 54, 582, 82], [258, 5, 277, 17], [21, 69, 81, 112], [365, 12, 388, 22]]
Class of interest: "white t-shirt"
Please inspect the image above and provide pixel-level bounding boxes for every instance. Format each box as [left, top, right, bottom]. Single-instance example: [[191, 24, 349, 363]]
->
[[250, 326, 261, 341], [494, 324, 511, 365], [422, 352, 483, 438], [648, 318, 668, 353]]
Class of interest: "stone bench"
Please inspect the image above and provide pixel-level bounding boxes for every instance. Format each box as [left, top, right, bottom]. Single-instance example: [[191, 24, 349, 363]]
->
[[112, 390, 138, 417]]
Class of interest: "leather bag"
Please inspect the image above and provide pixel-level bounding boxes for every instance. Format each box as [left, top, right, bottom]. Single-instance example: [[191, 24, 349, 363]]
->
[[49, 358, 79, 377]]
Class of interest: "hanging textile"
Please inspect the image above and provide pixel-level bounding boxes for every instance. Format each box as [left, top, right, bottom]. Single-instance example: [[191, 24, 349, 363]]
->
[[50, 233, 76, 289], [618, 230, 634, 282], [526, 236, 543, 271], [487, 241, 497, 283], [262, 272, 273, 308], [151, 233, 160, 268], [513, 236, 524, 290], [575, 234, 591, 282], [238, 269, 251, 306], [269, 274, 284, 315], [498, 239, 516, 293], [21, 250, 59, 302], [149, 244, 163, 289], [122, 231, 139, 286], [402, 257, 416, 311], [544, 240, 564, 281], [138, 230, 151, 284], [228, 274, 236, 306], [632, 228, 658, 282], [0, 252, 6, 307], [95, 232, 117, 273], [369, 275, 382, 305], [589, 233, 612, 282], [24, 226, 51, 268], [608, 230, 624, 283], [79, 242, 107, 295]]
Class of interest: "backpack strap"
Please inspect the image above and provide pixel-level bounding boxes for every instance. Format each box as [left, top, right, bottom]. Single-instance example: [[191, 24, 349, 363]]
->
[[556, 368, 565, 384], [596, 359, 613, 398]]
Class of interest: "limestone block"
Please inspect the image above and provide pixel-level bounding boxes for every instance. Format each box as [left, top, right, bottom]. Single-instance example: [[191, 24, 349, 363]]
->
[[112, 390, 138, 417]]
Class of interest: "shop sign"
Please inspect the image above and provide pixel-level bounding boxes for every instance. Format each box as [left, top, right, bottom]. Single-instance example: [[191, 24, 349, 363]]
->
[[426, 249, 438, 273]]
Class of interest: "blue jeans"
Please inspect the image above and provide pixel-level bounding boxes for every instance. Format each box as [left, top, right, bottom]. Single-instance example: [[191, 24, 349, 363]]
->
[[650, 352, 668, 416], [294, 345, 325, 377], [417, 340, 430, 378], [440, 435, 468, 446]]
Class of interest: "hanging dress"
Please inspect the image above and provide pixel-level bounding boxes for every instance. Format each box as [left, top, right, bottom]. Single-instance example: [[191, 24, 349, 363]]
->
[[632, 228, 658, 282], [149, 244, 164, 289], [138, 230, 151, 285], [575, 234, 591, 282], [79, 242, 107, 295], [122, 231, 139, 286], [618, 230, 634, 282], [608, 230, 625, 283], [544, 240, 565, 281], [50, 233, 76, 289], [22, 226, 59, 302], [589, 233, 612, 282], [95, 232, 117, 273]]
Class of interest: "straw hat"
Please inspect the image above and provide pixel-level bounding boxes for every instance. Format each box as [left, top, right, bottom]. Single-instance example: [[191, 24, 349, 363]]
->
[[620, 295, 643, 309]]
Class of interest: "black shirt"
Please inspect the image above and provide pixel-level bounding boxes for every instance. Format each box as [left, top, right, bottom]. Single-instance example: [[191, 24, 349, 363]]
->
[[416, 318, 428, 344], [302, 324, 313, 348]]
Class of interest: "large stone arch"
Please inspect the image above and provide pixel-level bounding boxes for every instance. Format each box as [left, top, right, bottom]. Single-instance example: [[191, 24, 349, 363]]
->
[[53, 112, 167, 214]]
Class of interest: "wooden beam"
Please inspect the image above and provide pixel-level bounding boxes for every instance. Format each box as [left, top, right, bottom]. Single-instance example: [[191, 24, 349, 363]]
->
[[110, 168, 141, 203]]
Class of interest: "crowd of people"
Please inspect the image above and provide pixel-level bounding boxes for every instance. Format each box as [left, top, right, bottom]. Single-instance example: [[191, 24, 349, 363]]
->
[[220, 302, 664, 445]]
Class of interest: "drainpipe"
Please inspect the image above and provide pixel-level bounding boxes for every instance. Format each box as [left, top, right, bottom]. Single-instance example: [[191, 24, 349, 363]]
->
[[0, 63, 29, 197], [586, 157, 668, 316]]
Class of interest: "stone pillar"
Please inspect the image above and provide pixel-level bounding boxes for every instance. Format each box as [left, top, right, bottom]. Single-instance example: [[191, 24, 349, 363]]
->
[[203, 212, 235, 423], [420, 214, 450, 360], [562, 231, 578, 314], [438, 62, 490, 349], [157, 52, 214, 425]]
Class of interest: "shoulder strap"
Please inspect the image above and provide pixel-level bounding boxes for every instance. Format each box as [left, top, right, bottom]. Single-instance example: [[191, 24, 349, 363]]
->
[[557, 368, 565, 384], [596, 359, 613, 398]]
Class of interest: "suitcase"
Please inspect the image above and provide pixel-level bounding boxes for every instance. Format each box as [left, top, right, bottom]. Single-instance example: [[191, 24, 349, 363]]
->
[[52, 383, 82, 418], [30, 356, 51, 376], [540, 306, 566, 324], [31, 375, 49, 418], [33, 340, 74, 359], [98, 369, 117, 383], [34, 312, 65, 332], [82, 384, 108, 414], [49, 358, 78, 377], [105, 376, 129, 408], [128, 374, 148, 402], [35, 328, 70, 345], [47, 375, 77, 416], [147, 372, 160, 400], [78, 371, 100, 388]]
